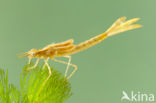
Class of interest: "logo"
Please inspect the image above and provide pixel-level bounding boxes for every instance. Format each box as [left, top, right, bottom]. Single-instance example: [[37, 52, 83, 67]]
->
[[121, 91, 154, 102]]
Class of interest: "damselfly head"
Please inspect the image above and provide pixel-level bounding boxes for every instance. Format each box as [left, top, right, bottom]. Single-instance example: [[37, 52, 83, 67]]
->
[[27, 48, 38, 57], [17, 48, 38, 58]]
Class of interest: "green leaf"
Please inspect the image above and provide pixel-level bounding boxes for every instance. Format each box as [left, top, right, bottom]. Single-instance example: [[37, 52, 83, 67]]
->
[[0, 64, 72, 103]]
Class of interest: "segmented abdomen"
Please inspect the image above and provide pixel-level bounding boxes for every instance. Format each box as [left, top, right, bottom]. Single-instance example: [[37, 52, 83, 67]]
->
[[57, 32, 108, 56]]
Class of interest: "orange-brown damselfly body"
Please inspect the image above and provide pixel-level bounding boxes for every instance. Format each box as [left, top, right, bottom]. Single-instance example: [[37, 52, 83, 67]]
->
[[18, 16, 142, 81]]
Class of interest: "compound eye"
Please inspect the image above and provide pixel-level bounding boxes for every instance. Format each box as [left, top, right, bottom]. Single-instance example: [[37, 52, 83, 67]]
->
[[32, 52, 35, 56]]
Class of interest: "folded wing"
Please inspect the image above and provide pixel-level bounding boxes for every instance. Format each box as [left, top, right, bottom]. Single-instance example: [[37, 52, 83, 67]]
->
[[55, 39, 75, 53], [43, 39, 74, 50]]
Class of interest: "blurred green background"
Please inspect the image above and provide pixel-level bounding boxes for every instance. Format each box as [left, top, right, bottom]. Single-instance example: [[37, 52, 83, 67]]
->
[[0, 0, 155, 103]]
